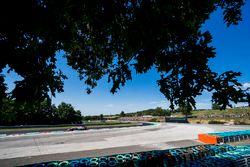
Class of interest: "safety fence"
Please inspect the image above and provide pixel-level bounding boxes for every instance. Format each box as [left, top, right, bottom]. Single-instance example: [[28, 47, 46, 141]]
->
[[23, 144, 250, 167], [198, 130, 250, 144]]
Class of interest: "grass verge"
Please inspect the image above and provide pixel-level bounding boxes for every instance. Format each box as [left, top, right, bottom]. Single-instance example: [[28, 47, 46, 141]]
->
[[0, 122, 139, 135]]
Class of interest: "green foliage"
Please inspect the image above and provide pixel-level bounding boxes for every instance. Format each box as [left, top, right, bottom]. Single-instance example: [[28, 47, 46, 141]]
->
[[83, 115, 100, 121], [0, 99, 82, 125], [208, 120, 226, 124], [212, 103, 221, 110], [0, 0, 249, 111], [56, 102, 82, 124], [211, 71, 246, 109], [99, 114, 104, 122], [176, 103, 192, 119], [120, 111, 126, 117], [0, 98, 16, 125]]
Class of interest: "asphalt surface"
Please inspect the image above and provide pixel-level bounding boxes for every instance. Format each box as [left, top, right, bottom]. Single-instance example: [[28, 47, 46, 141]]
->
[[0, 123, 249, 166]]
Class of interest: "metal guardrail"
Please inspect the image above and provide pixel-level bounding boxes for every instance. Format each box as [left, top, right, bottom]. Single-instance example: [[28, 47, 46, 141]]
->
[[165, 117, 188, 123]]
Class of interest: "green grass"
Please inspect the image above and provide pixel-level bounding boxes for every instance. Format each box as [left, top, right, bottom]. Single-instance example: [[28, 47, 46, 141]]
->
[[87, 123, 138, 128], [192, 107, 250, 116], [83, 121, 130, 126], [172, 107, 250, 117], [0, 126, 77, 133], [173, 107, 250, 125]]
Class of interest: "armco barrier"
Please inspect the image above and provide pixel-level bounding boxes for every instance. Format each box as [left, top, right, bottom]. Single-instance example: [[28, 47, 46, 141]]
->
[[198, 130, 250, 144], [24, 144, 241, 167]]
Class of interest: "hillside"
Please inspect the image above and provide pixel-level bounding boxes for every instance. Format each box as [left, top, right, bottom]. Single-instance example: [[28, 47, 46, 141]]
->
[[172, 107, 250, 125], [124, 107, 171, 117]]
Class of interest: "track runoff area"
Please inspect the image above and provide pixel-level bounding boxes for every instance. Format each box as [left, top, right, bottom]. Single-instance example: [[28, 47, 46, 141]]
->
[[0, 123, 249, 166]]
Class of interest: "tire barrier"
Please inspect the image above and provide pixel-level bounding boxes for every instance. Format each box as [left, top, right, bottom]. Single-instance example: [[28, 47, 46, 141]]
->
[[23, 144, 245, 167], [198, 130, 250, 144], [180, 144, 250, 167]]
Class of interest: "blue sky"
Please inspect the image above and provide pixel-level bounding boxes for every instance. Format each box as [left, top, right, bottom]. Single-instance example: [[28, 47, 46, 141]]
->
[[4, 2, 250, 115]]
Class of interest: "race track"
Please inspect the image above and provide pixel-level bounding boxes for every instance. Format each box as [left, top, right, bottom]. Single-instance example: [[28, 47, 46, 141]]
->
[[0, 123, 249, 166]]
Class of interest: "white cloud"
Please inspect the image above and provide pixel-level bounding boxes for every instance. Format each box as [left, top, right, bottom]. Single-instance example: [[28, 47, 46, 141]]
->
[[242, 82, 250, 89], [234, 102, 248, 107], [105, 104, 114, 108]]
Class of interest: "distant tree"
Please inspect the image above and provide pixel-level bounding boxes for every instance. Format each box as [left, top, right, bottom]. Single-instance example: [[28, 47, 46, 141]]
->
[[120, 111, 126, 117], [0, 0, 248, 112], [75, 110, 83, 123], [57, 102, 82, 124], [50, 104, 60, 124], [0, 98, 48, 125], [212, 103, 221, 110], [154, 107, 162, 114], [178, 103, 193, 120], [127, 107, 170, 117], [100, 114, 104, 122], [0, 98, 82, 125], [153, 107, 171, 116]]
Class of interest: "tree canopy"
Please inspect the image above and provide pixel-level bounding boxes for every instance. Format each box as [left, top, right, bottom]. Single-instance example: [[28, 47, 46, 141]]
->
[[176, 103, 193, 119], [0, 0, 249, 110], [0, 99, 82, 125]]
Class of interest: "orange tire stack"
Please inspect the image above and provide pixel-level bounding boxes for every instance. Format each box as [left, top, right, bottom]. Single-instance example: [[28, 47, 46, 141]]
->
[[198, 134, 221, 144]]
